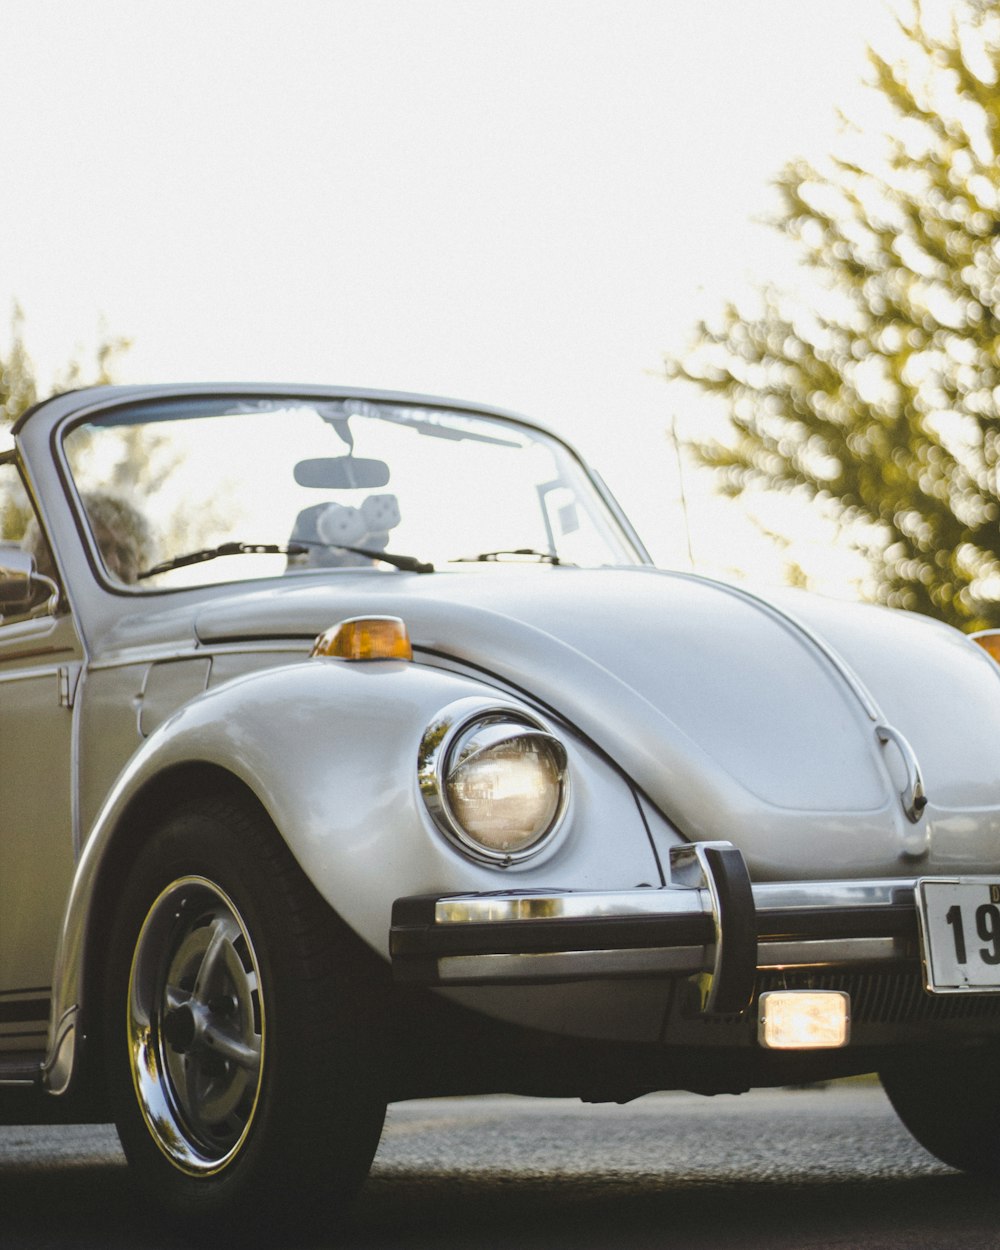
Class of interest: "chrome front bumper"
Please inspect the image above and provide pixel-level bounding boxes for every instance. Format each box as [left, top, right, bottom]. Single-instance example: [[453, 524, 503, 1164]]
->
[[391, 843, 920, 1015]]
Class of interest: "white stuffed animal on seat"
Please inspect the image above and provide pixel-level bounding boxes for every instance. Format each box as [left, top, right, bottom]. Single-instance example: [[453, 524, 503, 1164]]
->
[[316, 502, 367, 549], [359, 493, 402, 551], [288, 494, 402, 569]]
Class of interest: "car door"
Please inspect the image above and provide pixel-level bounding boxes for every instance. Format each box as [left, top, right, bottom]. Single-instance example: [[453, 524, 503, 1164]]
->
[[0, 463, 80, 1057]]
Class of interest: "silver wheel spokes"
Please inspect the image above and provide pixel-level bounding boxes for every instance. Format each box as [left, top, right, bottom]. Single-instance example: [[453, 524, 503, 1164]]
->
[[128, 877, 266, 1175]]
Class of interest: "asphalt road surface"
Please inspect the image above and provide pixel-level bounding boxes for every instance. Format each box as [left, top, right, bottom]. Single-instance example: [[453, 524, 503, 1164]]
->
[[2, 1082, 998, 1249]]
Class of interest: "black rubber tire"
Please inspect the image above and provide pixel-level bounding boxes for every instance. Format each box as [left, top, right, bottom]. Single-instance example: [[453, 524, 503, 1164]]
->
[[103, 793, 388, 1239], [880, 1044, 1000, 1175]]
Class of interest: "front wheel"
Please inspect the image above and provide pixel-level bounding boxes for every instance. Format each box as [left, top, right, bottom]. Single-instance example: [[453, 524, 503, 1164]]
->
[[880, 1044, 1000, 1175], [104, 795, 388, 1237]]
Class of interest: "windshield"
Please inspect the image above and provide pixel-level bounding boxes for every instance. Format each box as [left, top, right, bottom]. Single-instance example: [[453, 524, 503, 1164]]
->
[[61, 396, 645, 589]]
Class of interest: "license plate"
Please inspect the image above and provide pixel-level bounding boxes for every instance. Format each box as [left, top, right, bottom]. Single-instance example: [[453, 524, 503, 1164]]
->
[[917, 878, 1000, 993]]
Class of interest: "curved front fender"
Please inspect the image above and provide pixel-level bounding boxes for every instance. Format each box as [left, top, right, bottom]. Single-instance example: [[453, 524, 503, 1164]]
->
[[45, 656, 663, 1094]]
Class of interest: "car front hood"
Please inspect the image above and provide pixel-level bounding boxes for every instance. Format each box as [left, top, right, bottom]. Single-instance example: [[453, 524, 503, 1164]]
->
[[195, 568, 1000, 879]]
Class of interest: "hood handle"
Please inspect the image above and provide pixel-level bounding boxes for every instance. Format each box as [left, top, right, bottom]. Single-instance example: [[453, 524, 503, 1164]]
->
[[876, 723, 929, 842]]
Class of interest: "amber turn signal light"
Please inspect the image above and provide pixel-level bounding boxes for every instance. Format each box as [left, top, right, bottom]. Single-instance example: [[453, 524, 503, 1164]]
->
[[311, 616, 413, 662]]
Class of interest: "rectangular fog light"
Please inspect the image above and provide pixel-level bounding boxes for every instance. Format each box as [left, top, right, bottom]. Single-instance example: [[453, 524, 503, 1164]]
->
[[758, 990, 851, 1049]]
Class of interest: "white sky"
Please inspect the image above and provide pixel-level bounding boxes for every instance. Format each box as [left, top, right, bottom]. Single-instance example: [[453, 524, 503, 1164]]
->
[[1, 0, 901, 585]]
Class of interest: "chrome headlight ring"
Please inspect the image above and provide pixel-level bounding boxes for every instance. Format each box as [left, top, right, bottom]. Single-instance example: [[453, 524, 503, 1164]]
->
[[418, 700, 570, 865]]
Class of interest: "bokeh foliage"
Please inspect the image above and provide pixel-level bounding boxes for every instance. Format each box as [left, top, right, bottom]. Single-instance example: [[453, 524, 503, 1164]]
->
[[0, 307, 39, 427], [1, 312, 211, 566], [0, 306, 131, 540], [664, 0, 1000, 630], [1, 305, 130, 429]]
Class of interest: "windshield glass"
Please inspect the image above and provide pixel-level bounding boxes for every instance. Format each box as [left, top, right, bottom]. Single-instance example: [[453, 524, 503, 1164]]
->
[[61, 395, 644, 589]]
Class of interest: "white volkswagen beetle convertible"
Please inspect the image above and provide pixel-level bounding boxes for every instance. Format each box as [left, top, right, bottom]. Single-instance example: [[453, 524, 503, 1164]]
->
[[3, 383, 1000, 1233]]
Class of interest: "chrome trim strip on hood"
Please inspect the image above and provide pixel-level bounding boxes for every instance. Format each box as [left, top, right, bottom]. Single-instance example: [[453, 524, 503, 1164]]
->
[[664, 573, 882, 725], [665, 573, 929, 835]]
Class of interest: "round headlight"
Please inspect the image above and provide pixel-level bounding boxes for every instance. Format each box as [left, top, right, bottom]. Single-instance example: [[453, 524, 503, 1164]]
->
[[419, 709, 569, 863]]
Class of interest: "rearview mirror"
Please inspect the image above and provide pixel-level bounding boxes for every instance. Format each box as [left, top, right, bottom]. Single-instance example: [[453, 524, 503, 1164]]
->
[[293, 457, 390, 490]]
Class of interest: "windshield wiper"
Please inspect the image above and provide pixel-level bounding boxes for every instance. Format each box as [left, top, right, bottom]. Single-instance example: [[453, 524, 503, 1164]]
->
[[330, 544, 435, 574], [451, 548, 562, 565], [138, 542, 309, 580], [140, 539, 435, 582]]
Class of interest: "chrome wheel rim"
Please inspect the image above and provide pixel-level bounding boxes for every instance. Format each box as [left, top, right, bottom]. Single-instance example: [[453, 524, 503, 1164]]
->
[[127, 876, 266, 1175]]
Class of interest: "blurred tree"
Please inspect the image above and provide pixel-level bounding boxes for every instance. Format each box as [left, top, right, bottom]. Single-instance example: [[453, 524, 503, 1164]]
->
[[1, 305, 131, 540], [0, 306, 39, 426], [1, 310, 214, 566], [1, 304, 130, 428], [663, 0, 1000, 630]]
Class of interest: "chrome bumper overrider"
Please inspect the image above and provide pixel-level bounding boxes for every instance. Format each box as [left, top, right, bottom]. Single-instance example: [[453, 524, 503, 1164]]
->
[[390, 843, 923, 1015]]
